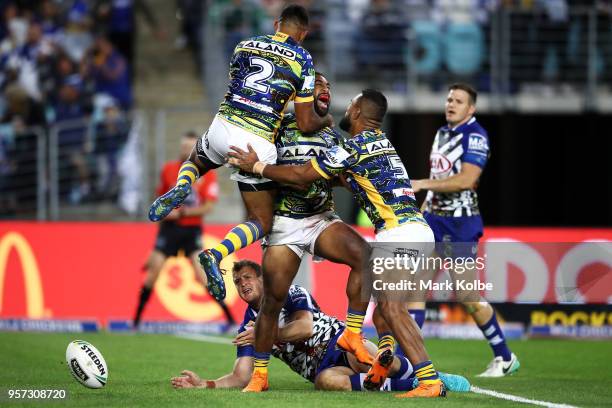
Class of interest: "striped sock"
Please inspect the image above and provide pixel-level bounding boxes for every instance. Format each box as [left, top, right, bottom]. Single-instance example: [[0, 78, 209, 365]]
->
[[253, 351, 270, 374], [209, 221, 265, 262], [390, 355, 414, 380], [176, 161, 199, 186], [345, 308, 366, 334], [413, 360, 440, 384], [377, 332, 395, 351], [478, 310, 512, 361]]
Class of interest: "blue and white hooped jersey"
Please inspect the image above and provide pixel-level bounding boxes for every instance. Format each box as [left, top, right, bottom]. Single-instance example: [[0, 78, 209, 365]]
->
[[424, 117, 490, 217], [236, 285, 344, 383]]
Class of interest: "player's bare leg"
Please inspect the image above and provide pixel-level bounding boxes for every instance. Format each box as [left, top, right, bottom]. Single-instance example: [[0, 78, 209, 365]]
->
[[243, 245, 301, 392], [362, 306, 395, 390], [313, 223, 373, 364], [199, 188, 275, 301], [133, 250, 166, 327]]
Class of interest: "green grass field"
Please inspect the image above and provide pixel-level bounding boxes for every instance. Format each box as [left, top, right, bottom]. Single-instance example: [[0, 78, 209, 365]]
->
[[0, 332, 610, 407]]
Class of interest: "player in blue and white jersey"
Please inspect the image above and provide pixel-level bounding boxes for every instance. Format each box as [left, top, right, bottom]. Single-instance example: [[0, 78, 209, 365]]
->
[[170, 261, 470, 393], [411, 83, 520, 377], [147, 5, 332, 304], [229, 90, 446, 398]]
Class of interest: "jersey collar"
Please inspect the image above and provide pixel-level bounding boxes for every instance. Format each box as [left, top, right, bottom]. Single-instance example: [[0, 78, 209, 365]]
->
[[446, 116, 476, 133]]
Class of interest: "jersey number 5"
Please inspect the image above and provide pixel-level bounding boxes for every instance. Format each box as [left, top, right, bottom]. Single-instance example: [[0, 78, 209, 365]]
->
[[244, 57, 275, 94], [389, 155, 408, 179]]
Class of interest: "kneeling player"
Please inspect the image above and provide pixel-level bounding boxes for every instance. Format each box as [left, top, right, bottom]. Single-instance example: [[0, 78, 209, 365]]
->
[[171, 261, 470, 393]]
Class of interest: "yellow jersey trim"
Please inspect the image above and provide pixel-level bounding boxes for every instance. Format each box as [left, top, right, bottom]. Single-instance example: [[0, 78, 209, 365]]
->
[[294, 95, 314, 103], [272, 32, 289, 42], [310, 158, 332, 180], [350, 172, 399, 230]]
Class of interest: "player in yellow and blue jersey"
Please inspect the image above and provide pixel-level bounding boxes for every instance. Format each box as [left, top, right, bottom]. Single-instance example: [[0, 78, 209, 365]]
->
[[147, 5, 332, 304], [229, 90, 446, 398]]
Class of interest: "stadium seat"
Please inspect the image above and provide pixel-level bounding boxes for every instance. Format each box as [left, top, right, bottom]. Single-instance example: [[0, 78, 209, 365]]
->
[[444, 22, 484, 76], [406, 21, 441, 76]]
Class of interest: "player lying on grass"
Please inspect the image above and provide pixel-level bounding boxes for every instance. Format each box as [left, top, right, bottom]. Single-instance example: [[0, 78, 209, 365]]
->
[[170, 260, 470, 393], [229, 90, 446, 398]]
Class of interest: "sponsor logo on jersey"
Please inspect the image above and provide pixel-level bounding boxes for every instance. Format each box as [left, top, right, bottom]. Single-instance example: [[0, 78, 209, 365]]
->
[[365, 139, 394, 155], [392, 187, 415, 199], [242, 41, 297, 60], [232, 95, 274, 113], [279, 146, 326, 159], [430, 152, 452, 174], [324, 146, 350, 166], [468, 133, 488, 154]]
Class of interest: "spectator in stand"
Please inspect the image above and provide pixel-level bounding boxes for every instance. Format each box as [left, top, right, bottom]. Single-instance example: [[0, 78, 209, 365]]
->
[[175, 0, 206, 73], [217, 0, 264, 62], [94, 99, 128, 199], [81, 36, 132, 109], [93, 0, 165, 80], [355, 0, 407, 75]]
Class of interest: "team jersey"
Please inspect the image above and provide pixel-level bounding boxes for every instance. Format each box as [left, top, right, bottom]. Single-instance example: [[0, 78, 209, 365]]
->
[[156, 161, 219, 227], [274, 113, 339, 218], [424, 117, 490, 217], [237, 285, 344, 383], [311, 129, 426, 232], [218, 32, 315, 143]]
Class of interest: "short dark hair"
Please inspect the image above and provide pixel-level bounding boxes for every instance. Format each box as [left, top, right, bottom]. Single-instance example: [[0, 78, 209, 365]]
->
[[183, 130, 198, 139], [360, 89, 388, 122], [232, 260, 262, 277], [449, 83, 477, 105], [279, 4, 309, 28]]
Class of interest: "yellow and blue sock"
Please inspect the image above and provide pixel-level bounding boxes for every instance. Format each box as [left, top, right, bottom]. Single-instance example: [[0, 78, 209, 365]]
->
[[177, 161, 199, 186], [413, 360, 440, 384], [209, 221, 264, 262], [253, 351, 270, 374], [478, 310, 512, 361], [345, 308, 366, 334], [377, 332, 395, 351]]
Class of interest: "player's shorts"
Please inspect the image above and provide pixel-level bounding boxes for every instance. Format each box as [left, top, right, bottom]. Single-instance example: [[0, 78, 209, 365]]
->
[[263, 211, 342, 258], [196, 115, 278, 191], [315, 330, 352, 377], [370, 222, 435, 302], [424, 212, 483, 258], [154, 222, 202, 257]]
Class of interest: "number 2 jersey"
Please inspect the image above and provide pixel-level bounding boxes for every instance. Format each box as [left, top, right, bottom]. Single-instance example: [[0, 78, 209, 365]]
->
[[218, 32, 315, 143], [236, 285, 344, 382], [424, 117, 490, 217], [311, 129, 427, 232], [274, 113, 339, 218]]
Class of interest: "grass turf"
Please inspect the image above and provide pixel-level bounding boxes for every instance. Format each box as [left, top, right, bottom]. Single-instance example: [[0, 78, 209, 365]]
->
[[0, 332, 610, 407]]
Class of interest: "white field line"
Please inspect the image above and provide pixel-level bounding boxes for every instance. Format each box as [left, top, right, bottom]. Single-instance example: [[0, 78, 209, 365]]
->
[[471, 386, 580, 408], [176, 334, 580, 408], [175, 333, 234, 345]]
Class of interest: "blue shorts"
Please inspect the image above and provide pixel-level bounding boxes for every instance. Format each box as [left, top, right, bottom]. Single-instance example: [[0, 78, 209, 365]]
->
[[424, 212, 483, 258], [315, 330, 351, 377]]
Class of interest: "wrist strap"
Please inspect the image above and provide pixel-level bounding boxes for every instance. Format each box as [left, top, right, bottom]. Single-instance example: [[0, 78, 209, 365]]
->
[[253, 161, 267, 176], [205, 380, 216, 389]]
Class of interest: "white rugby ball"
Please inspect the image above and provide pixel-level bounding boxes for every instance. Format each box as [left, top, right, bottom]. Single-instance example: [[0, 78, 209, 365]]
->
[[66, 340, 108, 389]]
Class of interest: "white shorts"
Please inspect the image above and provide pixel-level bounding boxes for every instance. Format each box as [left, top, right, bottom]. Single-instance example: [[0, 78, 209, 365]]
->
[[263, 211, 342, 258], [197, 115, 278, 186], [373, 222, 436, 264]]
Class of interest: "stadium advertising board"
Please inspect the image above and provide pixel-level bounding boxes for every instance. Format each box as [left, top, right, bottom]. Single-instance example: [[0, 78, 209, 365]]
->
[[0, 223, 610, 337]]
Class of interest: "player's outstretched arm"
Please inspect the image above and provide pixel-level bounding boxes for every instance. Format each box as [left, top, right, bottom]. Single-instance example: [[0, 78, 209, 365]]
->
[[412, 163, 483, 193], [228, 144, 321, 186], [171, 357, 253, 389], [294, 100, 334, 133]]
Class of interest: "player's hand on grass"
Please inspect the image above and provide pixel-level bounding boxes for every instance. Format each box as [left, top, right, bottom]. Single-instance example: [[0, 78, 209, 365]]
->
[[228, 144, 260, 173], [171, 370, 205, 388], [233, 321, 255, 346]]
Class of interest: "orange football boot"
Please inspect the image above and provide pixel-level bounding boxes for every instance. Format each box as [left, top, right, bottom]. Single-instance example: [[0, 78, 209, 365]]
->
[[337, 329, 373, 365], [363, 347, 394, 390], [242, 370, 269, 393], [395, 381, 446, 398]]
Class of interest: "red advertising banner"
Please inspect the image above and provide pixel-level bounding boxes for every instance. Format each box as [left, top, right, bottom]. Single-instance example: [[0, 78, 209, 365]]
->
[[0, 223, 610, 323]]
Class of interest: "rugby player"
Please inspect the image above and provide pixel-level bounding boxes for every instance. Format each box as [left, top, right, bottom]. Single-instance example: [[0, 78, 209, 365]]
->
[[148, 4, 332, 303], [229, 90, 446, 398], [240, 72, 379, 392], [132, 132, 235, 328], [410, 83, 520, 377], [170, 261, 470, 393]]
